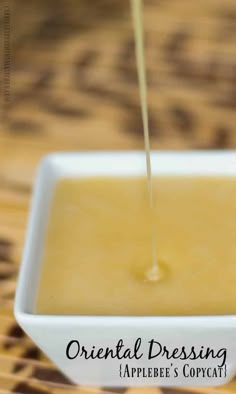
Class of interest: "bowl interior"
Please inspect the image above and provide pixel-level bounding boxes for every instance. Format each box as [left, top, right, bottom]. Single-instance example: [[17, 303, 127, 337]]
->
[[15, 151, 236, 316]]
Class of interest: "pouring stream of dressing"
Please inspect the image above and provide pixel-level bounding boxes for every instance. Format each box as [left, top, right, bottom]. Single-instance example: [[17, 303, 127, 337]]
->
[[131, 0, 161, 282]]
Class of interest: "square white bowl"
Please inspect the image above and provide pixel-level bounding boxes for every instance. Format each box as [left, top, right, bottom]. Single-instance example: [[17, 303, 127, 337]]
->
[[14, 151, 236, 387]]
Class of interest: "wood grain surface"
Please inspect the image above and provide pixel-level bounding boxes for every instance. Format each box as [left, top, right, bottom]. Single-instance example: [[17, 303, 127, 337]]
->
[[0, 0, 236, 392]]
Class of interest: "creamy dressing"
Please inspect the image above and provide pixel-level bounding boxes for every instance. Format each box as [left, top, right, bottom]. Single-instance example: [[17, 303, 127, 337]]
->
[[131, 0, 160, 281], [36, 176, 236, 316]]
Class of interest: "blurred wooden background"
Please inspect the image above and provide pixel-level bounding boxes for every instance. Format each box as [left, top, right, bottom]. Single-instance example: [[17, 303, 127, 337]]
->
[[0, 0, 236, 392]]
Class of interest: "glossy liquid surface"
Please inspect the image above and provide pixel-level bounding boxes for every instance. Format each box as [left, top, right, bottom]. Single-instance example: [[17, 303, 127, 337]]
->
[[36, 176, 236, 316]]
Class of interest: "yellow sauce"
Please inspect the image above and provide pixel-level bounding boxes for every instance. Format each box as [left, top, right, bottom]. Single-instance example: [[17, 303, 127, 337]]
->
[[131, 0, 159, 280], [36, 176, 236, 316]]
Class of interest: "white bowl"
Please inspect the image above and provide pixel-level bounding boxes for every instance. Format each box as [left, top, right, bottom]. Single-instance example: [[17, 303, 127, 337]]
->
[[14, 151, 236, 387]]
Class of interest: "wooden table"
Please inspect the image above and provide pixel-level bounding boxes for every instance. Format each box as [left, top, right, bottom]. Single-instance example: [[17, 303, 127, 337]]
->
[[0, 0, 236, 392]]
